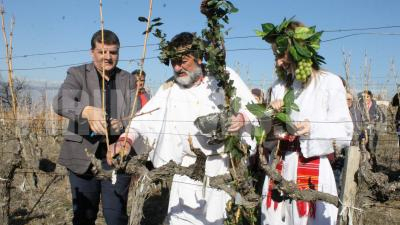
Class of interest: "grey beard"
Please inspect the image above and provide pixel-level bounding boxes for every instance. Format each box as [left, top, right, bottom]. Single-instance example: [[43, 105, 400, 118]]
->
[[174, 66, 203, 88]]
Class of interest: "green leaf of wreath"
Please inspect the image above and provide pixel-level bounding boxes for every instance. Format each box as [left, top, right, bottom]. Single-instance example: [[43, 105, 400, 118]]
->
[[255, 30, 266, 37], [276, 18, 290, 33], [289, 46, 300, 61], [261, 23, 275, 34], [276, 35, 289, 54], [294, 27, 314, 40], [293, 39, 312, 58]]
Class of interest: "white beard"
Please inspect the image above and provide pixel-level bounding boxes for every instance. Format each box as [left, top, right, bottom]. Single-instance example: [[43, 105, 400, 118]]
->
[[174, 65, 202, 88]]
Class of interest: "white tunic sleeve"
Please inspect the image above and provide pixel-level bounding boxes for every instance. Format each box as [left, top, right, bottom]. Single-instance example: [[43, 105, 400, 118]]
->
[[268, 72, 353, 158], [226, 67, 259, 153], [300, 73, 353, 158], [123, 83, 182, 167]]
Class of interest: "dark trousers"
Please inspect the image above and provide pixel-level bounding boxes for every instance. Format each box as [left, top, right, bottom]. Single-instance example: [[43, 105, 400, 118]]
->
[[397, 124, 400, 146], [68, 164, 131, 225]]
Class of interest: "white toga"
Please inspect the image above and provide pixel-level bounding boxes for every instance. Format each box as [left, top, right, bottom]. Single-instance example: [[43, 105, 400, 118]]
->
[[124, 67, 257, 225], [261, 70, 353, 225]]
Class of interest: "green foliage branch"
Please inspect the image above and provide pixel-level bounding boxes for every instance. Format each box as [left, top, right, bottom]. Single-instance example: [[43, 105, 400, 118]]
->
[[246, 88, 299, 145], [199, 1, 263, 224], [199, 0, 246, 163], [152, 0, 244, 161], [151, 2, 272, 224], [256, 17, 325, 83]]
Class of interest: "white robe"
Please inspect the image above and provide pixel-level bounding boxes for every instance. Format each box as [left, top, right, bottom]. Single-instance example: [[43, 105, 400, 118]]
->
[[261, 70, 353, 225], [125, 67, 257, 225]]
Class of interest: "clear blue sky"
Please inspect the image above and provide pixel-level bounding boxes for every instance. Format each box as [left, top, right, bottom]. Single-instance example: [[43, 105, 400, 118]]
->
[[0, 0, 399, 98]]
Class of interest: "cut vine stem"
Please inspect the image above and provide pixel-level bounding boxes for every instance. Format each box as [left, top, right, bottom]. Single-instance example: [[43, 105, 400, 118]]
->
[[122, 0, 154, 161], [0, 7, 17, 118], [98, 0, 110, 154]]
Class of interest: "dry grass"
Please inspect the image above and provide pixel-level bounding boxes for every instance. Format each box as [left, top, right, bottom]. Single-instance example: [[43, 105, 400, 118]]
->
[[0, 103, 398, 225]]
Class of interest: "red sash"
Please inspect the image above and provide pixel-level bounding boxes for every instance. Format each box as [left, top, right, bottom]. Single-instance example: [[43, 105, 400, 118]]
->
[[296, 155, 320, 217], [138, 93, 148, 107], [266, 151, 320, 218]]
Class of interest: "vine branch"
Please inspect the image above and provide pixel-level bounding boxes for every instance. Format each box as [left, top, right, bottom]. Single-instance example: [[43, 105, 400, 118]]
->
[[122, 0, 154, 161], [98, 0, 110, 154]]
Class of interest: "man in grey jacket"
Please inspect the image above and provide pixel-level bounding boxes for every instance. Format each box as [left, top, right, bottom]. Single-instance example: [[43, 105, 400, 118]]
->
[[53, 29, 136, 225]]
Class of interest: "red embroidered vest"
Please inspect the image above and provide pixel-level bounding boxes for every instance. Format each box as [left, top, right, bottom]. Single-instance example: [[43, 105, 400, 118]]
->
[[266, 141, 320, 218]]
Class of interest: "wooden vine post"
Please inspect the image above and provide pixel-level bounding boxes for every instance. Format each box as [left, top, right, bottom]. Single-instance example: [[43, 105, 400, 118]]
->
[[0, 6, 17, 118], [98, 0, 111, 153], [127, 1, 156, 224], [0, 5, 23, 225], [122, 0, 155, 159]]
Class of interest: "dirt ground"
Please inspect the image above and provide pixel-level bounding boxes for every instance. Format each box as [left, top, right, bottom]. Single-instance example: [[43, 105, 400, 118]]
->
[[1, 134, 171, 225], [1, 107, 399, 224], [353, 131, 400, 225]]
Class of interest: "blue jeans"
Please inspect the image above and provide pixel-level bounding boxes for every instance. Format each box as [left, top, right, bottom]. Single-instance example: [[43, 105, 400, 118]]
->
[[68, 163, 131, 225]]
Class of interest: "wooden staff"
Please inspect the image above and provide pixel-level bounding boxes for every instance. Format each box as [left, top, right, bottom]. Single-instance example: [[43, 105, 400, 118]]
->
[[0, 7, 17, 118], [98, 0, 110, 153], [121, 0, 154, 159]]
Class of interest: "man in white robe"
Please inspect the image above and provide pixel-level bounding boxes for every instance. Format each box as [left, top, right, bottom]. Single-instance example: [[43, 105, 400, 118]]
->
[[261, 71, 353, 225], [109, 32, 257, 225], [257, 19, 353, 225]]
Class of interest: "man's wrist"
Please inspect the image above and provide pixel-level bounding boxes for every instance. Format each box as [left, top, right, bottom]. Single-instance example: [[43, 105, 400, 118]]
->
[[81, 106, 92, 119], [238, 112, 247, 127], [118, 136, 133, 146]]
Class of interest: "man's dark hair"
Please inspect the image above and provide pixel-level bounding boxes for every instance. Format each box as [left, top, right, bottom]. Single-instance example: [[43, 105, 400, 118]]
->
[[339, 76, 347, 89], [131, 69, 146, 78], [364, 90, 373, 98], [91, 29, 120, 50], [358, 90, 373, 100], [169, 32, 203, 60], [251, 88, 262, 98], [170, 32, 194, 49]]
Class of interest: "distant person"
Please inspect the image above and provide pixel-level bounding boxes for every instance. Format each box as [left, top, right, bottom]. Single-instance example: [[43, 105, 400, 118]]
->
[[359, 90, 386, 165], [332, 91, 364, 193], [251, 88, 265, 104], [132, 69, 151, 109], [347, 91, 364, 144], [53, 30, 135, 225], [359, 90, 386, 124], [391, 86, 400, 146]]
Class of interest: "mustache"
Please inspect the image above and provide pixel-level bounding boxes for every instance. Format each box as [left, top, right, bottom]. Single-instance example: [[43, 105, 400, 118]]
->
[[102, 60, 114, 65], [175, 68, 189, 75]]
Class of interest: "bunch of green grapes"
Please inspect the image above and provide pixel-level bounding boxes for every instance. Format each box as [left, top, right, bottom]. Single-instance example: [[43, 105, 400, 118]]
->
[[295, 59, 313, 82]]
